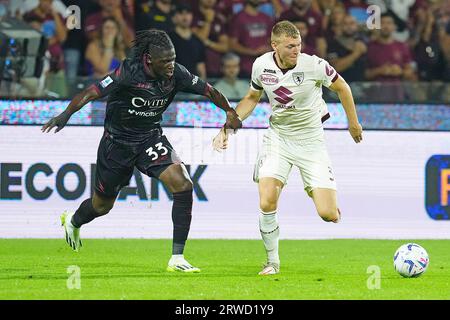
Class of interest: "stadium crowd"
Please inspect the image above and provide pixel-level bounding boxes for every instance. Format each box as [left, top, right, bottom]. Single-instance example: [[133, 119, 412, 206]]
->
[[0, 0, 449, 100]]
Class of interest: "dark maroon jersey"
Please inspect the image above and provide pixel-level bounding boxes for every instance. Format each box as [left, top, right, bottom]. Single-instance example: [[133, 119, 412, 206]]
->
[[229, 10, 273, 77], [93, 58, 207, 143], [366, 40, 413, 81]]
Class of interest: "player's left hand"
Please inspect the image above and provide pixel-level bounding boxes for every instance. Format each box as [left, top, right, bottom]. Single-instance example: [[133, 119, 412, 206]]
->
[[41, 111, 71, 133], [349, 122, 363, 143], [224, 110, 242, 132]]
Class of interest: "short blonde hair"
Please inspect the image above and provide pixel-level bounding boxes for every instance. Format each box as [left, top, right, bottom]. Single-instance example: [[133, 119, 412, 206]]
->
[[271, 20, 300, 43]]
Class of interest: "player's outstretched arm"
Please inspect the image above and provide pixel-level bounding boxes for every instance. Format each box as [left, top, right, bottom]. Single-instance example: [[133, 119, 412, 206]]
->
[[212, 88, 263, 151], [41, 85, 101, 133], [234, 88, 263, 121], [329, 76, 363, 143], [205, 84, 242, 130]]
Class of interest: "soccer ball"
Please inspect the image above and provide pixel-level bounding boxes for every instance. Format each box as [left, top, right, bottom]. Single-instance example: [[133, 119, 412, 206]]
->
[[393, 243, 429, 278]]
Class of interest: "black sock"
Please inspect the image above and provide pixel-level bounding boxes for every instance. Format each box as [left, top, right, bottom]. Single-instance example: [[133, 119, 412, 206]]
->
[[171, 190, 193, 255], [71, 198, 99, 228]]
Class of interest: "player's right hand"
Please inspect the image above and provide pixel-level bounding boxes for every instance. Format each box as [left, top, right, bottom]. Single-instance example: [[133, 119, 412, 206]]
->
[[41, 111, 71, 133], [212, 127, 229, 152], [349, 122, 363, 143]]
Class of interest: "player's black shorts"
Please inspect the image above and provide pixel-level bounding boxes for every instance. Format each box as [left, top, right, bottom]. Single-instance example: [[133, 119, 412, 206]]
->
[[94, 128, 182, 198]]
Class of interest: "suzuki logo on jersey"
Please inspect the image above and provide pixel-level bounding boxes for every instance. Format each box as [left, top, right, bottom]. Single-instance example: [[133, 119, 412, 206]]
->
[[292, 72, 304, 85], [325, 64, 335, 77], [425, 155, 450, 220], [273, 86, 293, 104], [131, 97, 168, 108], [192, 75, 199, 85]]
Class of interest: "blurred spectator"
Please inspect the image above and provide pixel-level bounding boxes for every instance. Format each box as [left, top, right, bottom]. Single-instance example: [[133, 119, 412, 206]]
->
[[23, 0, 67, 73], [368, 0, 428, 43], [324, 4, 345, 41], [437, 0, 450, 82], [61, 0, 96, 82], [214, 0, 286, 20], [264, 0, 286, 19], [85, 17, 126, 79], [250, 0, 287, 19], [192, 0, 233, 21], [413, 7, 442, 81], [169, 4, 206, 79], [84, 0, 134, 48], [366, 13, 417, 81], [213, 52, 249, 99], [229, 0, 273, 78], [279, 0, 326, 57], [314, 0, 337, 32], [135, 0, 174, 33], [391, 0, 417, 43], [327, 14, 366, 81], [342, 0, 369, 25], [191, 0, 229, 78], [8, 0, 66, 19], [292, 17, 317, 55], [405, 1, 428, 43]]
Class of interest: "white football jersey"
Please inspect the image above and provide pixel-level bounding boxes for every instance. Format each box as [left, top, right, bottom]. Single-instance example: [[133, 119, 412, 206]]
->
[[251, 52, 338, 139]]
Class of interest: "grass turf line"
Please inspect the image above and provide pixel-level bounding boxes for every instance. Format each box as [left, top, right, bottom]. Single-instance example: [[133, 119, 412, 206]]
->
[[0, 239, 449, 300]]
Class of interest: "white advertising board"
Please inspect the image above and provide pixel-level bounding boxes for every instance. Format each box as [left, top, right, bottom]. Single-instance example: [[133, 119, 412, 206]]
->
[[0, 126, 449, 239]]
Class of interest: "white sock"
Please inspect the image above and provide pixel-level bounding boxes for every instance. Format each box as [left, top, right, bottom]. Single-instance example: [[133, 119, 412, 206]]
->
[[259, 210, 280, 265], [170, 254, 184, 263]]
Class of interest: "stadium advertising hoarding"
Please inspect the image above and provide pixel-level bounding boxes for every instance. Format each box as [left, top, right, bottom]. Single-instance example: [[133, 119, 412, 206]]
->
[[2, 99, 450, 131], [0, 126, 449, 239]]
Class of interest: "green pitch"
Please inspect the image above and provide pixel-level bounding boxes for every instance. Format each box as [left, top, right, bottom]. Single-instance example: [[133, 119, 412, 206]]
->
[[0, 239, 449, 300]]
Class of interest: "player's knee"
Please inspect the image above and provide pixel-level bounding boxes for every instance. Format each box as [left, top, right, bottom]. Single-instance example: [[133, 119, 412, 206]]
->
[[169, 178, 193, 193], [176, 179, 193, 193], [260, 199, 277, 213], [92, 202, 114, 216], [317, 207, 339, 222]]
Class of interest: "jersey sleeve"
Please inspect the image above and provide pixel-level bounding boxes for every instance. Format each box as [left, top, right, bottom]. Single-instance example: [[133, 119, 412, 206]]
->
[[175, 63, 207, 95], [91, 61, 130, 97], [314, 55, 339, 88], [250, 58, 263, 91]]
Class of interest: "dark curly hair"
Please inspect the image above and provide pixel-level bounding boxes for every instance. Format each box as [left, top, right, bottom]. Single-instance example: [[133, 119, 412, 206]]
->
[[132, 29, 174, 60]]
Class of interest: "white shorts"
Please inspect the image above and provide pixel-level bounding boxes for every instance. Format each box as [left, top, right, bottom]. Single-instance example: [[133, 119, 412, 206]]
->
[[253, 129, 337, 196]]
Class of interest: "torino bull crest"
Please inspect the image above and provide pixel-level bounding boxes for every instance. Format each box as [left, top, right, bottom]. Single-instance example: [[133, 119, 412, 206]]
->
[[292, 72, 304, 86]]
